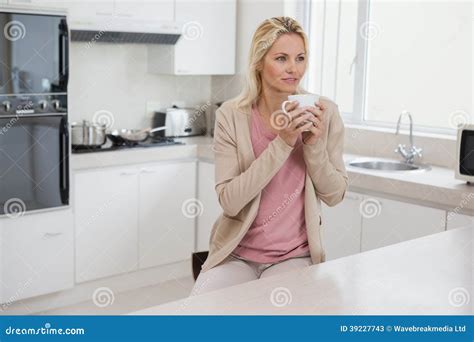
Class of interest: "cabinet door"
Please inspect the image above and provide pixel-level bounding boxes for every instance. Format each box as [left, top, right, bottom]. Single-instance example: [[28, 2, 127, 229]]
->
[[0, 209, 73, 304], [196, 161, 221, 252], [138, 161, 196, 269], [174, 0, 236, 74], [361, 196, 446, 251], [446, 212, 474, 230], [74, 167, 139, 283], [320, 192, 362, 261], [114, 0, 174, 21], [7, 1, 113, 15]]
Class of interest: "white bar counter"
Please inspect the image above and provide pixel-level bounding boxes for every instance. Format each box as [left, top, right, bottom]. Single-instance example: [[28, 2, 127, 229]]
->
[[130, 227, 473, 315]]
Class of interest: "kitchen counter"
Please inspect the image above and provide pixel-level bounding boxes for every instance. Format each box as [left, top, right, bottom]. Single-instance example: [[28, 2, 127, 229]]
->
[[130, 226, 473, 315], [71, 135, 474, 212]]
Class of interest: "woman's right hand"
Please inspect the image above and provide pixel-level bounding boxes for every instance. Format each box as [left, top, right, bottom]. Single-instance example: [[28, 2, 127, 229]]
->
[[276, 101, 314, 147]]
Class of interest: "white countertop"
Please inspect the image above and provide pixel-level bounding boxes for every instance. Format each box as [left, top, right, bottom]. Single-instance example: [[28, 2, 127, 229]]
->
[[71, 135, 474, 212], [129, 226, 473, 315]]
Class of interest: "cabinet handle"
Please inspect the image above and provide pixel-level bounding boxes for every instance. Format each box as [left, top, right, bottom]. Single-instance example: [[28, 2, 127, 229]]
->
[[140, 168, 157, 174], [43, 232, 63, 239], [120, 171, 137, 176]]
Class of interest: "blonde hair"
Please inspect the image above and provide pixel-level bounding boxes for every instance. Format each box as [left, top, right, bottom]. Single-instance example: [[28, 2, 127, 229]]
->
[[235, 16, 309, 111]]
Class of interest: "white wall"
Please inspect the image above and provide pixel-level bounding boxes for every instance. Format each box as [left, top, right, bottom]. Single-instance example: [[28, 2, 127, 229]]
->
[[68, 42, 212, 130]]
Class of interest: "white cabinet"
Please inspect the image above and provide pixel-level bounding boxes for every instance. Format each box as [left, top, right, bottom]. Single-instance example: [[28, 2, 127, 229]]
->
[[0, 209, 73, 304], [320, 192, 362, 261], [66, 1, 114, 22], [5, 0, 112, 15], [361, 196, 446, 251], [148, 0, 236, 75], [6, 1, 174, 30], [446, 212, 474, 230], [74, 166, 139, 283], [74, 160, 197, 281], [138, 161, 196, 269], [114, 0, 174, 22], [196, 161, 221, 252]]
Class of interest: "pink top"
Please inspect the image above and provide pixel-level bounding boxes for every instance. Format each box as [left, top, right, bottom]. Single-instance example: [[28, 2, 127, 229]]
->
[[232, 104, 310, 263]]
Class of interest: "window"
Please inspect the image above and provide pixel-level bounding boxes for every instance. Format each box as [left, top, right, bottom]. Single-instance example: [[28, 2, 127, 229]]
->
[[306, 0, 472, 134]]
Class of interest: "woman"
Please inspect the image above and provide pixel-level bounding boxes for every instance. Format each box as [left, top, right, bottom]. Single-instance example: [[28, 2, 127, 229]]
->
[[190, 17, 348, 296]]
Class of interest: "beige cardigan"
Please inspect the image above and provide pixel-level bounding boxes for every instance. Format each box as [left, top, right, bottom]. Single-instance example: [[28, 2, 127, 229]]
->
[[200, 94, 348, 273]]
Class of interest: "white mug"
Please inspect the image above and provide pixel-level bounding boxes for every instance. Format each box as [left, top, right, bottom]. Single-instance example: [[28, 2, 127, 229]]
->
[[281, 94, 320, 131]]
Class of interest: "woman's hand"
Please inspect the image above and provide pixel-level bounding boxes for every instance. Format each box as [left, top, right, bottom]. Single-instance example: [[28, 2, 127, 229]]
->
[[301, 102, 326, 145], [275, 101, 315, 147]]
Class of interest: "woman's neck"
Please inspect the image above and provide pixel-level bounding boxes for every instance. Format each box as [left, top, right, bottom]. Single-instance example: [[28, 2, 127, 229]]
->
[[257, 87, 293, 118]]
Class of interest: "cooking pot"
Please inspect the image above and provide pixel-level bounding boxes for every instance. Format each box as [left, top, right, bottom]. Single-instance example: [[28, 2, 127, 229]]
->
[[71, 120, 107, 147]]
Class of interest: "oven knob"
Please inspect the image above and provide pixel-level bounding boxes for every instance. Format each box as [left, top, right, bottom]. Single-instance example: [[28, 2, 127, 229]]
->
[[51, 100, 60, 110], [38, 100, 48, 110], [2, 100, 11, 112]]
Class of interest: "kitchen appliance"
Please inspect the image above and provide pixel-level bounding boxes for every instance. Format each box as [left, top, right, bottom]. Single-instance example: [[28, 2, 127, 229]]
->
[[455, 124, 474, 184], [152, 105, 206, 138], [71, 120, 107, 148], [108, 126, 168, 144], [0, 9, 70, 215], [70, 17, 181, 45]]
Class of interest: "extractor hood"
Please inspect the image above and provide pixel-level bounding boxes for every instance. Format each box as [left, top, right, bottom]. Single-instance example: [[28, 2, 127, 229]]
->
[[70, 18, 182, 45]]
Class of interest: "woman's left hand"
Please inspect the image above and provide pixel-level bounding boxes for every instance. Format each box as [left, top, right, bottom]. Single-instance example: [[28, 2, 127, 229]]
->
[[301, 102, 326, 145]]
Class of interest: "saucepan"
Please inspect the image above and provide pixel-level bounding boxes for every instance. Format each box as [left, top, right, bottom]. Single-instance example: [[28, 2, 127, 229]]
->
[[108, 126, 168, 145]]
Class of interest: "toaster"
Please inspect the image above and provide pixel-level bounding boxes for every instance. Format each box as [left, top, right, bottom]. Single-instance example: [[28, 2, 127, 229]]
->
[[152, 106, 207, 138]]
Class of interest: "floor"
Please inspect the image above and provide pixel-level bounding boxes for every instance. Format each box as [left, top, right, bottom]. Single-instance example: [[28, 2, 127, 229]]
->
[[38, 276, 195, 315]]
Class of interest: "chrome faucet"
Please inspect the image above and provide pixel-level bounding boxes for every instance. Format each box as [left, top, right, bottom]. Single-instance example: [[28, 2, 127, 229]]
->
[[394, 110, 422, 164]]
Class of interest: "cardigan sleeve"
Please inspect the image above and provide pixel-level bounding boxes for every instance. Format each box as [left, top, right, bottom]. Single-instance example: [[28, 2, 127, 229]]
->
[[213, 105, 294, 217], [302, 101, 349, 206]]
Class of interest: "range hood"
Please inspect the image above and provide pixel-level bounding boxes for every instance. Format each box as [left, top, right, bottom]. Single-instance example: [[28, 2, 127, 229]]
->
[[70, 18, 182, 45]]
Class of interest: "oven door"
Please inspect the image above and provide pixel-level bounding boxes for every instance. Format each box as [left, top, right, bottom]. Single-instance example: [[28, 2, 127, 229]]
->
[[0, 114, 69, 216], [0, 12, 68, 95]]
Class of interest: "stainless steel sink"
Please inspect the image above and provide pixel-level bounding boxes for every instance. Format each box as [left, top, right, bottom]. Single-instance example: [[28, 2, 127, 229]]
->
[[348, 158, 431, 172]]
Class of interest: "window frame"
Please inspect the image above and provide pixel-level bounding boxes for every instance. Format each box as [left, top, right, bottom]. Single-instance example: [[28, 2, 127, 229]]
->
[[304, 0, 461, 137]]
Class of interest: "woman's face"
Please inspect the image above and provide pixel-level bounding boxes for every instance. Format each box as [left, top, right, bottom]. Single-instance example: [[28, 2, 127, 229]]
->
[[260, 33, 307, 94]]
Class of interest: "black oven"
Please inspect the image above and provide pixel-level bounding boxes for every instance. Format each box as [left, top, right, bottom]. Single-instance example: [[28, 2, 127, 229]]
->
[[0, 9, 69, 215]]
